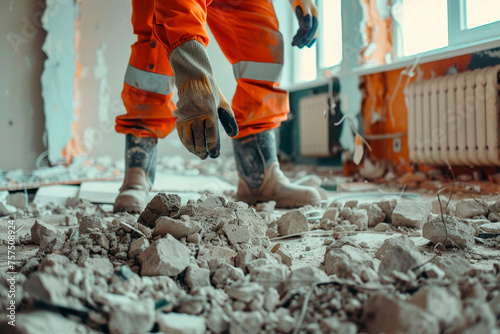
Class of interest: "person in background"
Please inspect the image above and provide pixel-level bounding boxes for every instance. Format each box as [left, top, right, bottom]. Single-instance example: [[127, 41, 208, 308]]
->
[[114, 0, 321, 213]]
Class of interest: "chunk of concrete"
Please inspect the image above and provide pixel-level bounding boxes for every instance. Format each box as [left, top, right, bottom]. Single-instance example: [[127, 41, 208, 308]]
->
[[285, 266, 329, 291], [223, 223, 252, 245], [374, 222, 390, 232], [375, 236, 416, 260], [138, 193, 182, 228], [392, 201, 430, 228], [373, 198, 397, 223], [37, 254, 72, 274], [212, 263, 245, 289], [344, 200, 358, 208], [358, 203, 386, 227], [153, 215, 198, 239], [433, 257, 471, 278], [24, 271, 70, 306], [235, 250, 258, 271], [321, 317, 357, 334], [185, 264, 210, 289], [422, 216, 475, 248], [430, 196, 456, 216], [197, 245, 237, 266], [276, 210, 309, 236], [227, 282, 265, 303], [79, 216, 107, 234], [89, 232, 110, 250], [322, 207, 340, 221], [157, 313, 206, 334], [275, 248, 293, 267], [206, 304, 230, 333], [236, 207, 264, 225], [323, 242, 372, 278], [455, 199, 488, 219], [378, 245, 423, 277], [187, 233, 201, 244], [410, 286, 462, 330], [139, 235, 191, 276], [128, 237, 150, 259], [7, 192, 27, 209], [39, 236, 65, 254], [82, 257, 114, 279], [417, 263, 444, 280], [31, 220, 65, 245], [479, 222, 500, 233], [229, 311, 264, 334], [0, 202, 15, 216], [249, 264, 289, 290], [363, 294, 439, 334], [347, 208, 369, 230], [100, 294, 155, 334]]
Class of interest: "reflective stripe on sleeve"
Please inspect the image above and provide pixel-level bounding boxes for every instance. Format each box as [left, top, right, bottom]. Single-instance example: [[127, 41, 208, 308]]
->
[[124, 64, 174, 95], [232, 61, 283, 82]]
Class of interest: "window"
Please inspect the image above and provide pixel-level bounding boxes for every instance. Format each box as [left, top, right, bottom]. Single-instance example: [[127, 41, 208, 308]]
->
[[320, 0, 342, 69], [464, 0, 500, 29], [395, 0, 500, 58], [398, 0, 448, 56], [292, 0, 343, 83]]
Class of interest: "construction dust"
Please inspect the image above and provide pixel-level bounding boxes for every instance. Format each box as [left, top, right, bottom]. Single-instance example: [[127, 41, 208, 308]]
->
[[1, 185, 500, 333]]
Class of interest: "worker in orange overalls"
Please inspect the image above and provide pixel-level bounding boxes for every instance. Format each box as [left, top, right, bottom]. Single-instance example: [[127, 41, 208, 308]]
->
[[114, 0, 321, 213]]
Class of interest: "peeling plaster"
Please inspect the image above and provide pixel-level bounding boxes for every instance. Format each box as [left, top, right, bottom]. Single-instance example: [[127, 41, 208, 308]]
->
[[477, 49, 500, 59], [375, 0, 391, 19], [94, 43, 110, 123], [41, 0, 76, 164], [339, 76, 363, 153]]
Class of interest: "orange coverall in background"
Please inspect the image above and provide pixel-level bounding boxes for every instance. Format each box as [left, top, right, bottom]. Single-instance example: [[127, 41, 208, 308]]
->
[[115, 0, 288, 140]]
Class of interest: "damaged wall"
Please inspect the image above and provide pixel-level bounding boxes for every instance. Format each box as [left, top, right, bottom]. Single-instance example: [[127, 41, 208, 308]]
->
[[41, 0, 77, 165], [361, 47, 500, 169], [0, 1, 47, 171], [357, 1, 500, 170]]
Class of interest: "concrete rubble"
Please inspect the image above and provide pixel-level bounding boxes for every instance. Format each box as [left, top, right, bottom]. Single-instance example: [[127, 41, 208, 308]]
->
[[1, 190, 500, 334]]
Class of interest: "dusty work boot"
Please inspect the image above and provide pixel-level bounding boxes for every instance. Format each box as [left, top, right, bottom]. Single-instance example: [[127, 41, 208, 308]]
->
[[233, 130, 321, 208], [113, 134, 157, 213]]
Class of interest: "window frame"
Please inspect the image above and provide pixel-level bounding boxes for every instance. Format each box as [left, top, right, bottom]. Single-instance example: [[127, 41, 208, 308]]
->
[[394, 0, 500, 59], [287, 0, 343, 88], [447, 0, 500, 46]]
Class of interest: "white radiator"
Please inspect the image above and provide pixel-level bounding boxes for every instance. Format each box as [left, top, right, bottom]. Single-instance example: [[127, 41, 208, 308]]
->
[[407, 65, 500, 166], [299, 93, 331, 157]]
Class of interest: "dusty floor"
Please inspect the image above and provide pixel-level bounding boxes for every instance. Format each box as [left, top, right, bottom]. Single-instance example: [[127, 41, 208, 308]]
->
[[0, 157, 500, 333]]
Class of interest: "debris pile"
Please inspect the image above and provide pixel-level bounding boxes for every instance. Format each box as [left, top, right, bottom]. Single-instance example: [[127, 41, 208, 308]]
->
[[1, 192, 500, 333], [312, 198, 430, 238]]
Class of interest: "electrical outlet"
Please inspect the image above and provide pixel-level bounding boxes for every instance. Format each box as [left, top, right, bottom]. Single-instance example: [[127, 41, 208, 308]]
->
[[393, 138, 402, 153]]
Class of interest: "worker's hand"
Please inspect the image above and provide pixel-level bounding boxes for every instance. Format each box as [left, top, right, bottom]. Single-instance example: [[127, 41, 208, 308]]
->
[[169, 40, 239, 159], [289, 0, 319, 48]]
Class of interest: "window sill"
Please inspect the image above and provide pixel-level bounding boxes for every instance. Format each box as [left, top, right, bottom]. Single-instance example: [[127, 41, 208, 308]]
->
[[352, 36, 500, 76], [283, 77, 331, 92]]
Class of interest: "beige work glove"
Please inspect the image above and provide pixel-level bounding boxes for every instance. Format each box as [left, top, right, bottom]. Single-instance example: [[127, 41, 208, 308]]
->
[[169, 40, 239, 159], [289, 0, 319, 48]]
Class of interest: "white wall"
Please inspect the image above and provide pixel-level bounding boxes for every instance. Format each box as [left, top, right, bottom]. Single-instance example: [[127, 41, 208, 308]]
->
[[0, 1, 47, 171]]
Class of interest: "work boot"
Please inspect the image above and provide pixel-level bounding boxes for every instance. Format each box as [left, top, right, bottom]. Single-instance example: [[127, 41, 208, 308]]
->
[[113, 134, 157, 213], [233, 130, 322, 208]]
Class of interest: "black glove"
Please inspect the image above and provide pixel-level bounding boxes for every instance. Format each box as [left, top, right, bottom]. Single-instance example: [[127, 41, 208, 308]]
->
[[291, 0, 319, 48]]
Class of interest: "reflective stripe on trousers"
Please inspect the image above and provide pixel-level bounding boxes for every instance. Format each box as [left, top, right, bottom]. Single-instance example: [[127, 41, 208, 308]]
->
[[233, 61, 283, 82], [124, 64, 174, 95]]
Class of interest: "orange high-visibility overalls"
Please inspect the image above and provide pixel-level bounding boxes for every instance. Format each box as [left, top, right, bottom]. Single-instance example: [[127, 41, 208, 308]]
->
[[115, 0, 289, 140]]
